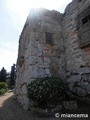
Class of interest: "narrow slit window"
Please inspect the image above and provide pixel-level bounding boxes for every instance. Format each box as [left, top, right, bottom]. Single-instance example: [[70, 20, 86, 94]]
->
[[45, 32, 53, 45]]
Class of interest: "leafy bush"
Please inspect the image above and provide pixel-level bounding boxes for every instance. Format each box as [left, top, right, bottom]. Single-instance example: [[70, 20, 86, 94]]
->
[[27, 77, 68, 107], [0, 88, 6, 94], [0, 82, 8, 95]]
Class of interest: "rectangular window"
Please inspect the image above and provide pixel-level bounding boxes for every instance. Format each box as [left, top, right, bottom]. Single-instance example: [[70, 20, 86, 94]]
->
[[45, 32, 53, 45], [78, 6, 90, 48]]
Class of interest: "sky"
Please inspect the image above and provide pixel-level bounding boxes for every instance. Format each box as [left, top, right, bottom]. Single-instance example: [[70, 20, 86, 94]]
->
[[0, 0, 72, 72]]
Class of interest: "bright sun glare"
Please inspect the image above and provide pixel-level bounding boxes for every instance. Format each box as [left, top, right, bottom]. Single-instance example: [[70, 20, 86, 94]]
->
[[6, 0, 72, 22], [3, 0, 72, 71], [6, 0, 56, 22]]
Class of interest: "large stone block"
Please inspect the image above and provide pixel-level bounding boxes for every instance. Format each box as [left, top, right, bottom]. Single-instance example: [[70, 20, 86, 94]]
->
[[28, 65, 47, 78], [77, 81, 89, 89], [68, 83, 74, 91], [28, 56, 43, 66], [77, 68, 90, 75], [77, 87, 87, 97], [22, 84, 27, 95], [66, 75, 81, 83], [45, 68, 51, 75], [82, 74, 88, 81]]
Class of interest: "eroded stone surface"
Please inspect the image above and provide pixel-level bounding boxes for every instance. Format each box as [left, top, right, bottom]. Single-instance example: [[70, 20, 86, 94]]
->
[[15, 0, 90, 110]]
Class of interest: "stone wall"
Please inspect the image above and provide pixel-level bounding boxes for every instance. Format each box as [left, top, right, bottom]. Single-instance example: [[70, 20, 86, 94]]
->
[[63, 0, 90, 71], [66, 67, 90, 101], [15, 8, 65, 109], [62, 0, 90, 102], [15, 0, 90, 110]]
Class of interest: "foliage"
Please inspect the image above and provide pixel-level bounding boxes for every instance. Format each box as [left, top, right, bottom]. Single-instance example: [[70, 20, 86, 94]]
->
[[0, 67, 7, 82], [27, 77, 68, 107], [0, 88, 6, 95], [0, 82, 8, 95], [10, 64, 16, 88]]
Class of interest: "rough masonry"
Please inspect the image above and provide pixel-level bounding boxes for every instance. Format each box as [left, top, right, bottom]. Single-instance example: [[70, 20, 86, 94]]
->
[[15, 0, 90, 110]]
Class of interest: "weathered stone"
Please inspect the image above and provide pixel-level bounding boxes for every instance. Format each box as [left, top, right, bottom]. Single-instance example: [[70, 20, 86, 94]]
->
[[77, 81, 89, 89], [81, 61, 89, 67], [15, 0, 90, 110], [28, 66, 46, 78], [23, 97, 30, 110], [77, 87, 87, 97], [28, 56, 43, 65], [68, 83, 74, 91], [71, 87, 77, 93], [87, 75, 90, 83], [63, 101, 78, 110], [87, 85, 90, 94], [22, 84, 27, 95], [71, 69, 78, 75], [66, 75, 81, 83], [82, 74, 88, 81], [66, 72, 71, 77], [77, 67, 90, 75], [45, 68, 51, 75]]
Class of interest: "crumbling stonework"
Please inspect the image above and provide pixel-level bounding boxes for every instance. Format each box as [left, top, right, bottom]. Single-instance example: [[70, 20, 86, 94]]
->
[[66, 67, 90, 98], [15, 0, 90, 110]]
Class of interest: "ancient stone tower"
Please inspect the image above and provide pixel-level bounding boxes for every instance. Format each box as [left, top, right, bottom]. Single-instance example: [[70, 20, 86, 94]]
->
[[15, 0, 90, 110]]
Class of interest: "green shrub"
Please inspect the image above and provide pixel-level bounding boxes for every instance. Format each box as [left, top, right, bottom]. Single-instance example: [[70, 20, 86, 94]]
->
[[27, 77, 68, 107], [0, 88, 6, 94], [0, 82, 8, 95]]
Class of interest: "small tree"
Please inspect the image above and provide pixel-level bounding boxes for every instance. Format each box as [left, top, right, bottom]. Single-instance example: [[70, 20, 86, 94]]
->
[[0, 67, 7, 82], [10, 64, 16, 88]]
